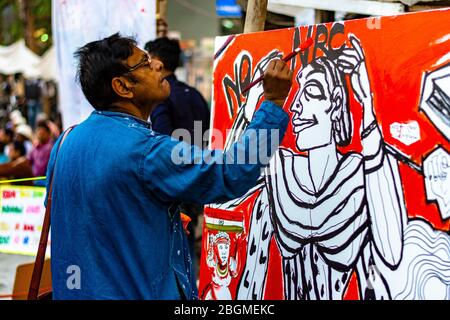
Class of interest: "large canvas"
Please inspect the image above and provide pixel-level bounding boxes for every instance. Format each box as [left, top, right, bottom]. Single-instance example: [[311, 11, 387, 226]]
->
[[199, 9, 450, 300]]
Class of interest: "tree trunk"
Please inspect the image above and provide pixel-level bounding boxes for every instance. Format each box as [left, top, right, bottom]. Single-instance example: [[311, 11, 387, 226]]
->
[[244, 0, 268, 34], [18, 0, 37, 53], [157, 0, 168, 37]]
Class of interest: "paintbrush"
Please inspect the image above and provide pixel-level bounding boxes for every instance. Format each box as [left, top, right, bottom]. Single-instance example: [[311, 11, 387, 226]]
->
[[241, 37, 314, 94]]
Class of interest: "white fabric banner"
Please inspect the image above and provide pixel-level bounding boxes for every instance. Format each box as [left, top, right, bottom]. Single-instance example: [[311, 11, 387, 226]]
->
[[52, 0, 156, 129]]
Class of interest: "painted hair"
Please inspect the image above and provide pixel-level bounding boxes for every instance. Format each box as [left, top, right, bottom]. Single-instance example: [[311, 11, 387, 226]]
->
[[309, 57, 353, 147]]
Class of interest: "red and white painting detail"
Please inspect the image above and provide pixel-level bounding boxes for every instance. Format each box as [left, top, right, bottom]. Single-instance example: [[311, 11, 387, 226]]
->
[[199, 9, 450, 300]]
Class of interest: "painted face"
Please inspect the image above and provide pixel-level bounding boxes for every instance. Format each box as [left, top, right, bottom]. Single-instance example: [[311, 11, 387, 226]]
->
[[290, 64, 334, 151], [126, 47, 170, 106], [217, 242, 230, 265]]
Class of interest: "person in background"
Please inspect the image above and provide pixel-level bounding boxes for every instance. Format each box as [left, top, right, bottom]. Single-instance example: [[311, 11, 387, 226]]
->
[[11, 114, 26, 128], [0, 127, 14, 162], [0, 140, 33, 184], [36, 113, 61, 140], [145, 37, 211, 143], [12, 73, 26, 114], [0, 144, 8, 164], [145, 37, 211, 283], [28, 120, 54, 183], [15, 123, 33, 155], [25, 78, 43, 129], [0, 74, 9, 111]]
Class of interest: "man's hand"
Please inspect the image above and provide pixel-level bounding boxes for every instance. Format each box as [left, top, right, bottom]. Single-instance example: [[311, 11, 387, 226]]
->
[[262, 59, 293, 107]]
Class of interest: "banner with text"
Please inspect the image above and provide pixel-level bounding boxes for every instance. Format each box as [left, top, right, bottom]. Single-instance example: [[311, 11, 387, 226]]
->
[[0, 186, 48, 256], [52, 0, 156, 129]]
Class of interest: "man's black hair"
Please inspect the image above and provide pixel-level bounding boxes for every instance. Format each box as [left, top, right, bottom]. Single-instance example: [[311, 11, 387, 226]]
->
[[145, 37, 181, 73], [14, 73, 23, 81], [36, 120, 50, 133], [11, 140, 26, 157], [75, 33, 137, 110], [4, 128, 14, 141]]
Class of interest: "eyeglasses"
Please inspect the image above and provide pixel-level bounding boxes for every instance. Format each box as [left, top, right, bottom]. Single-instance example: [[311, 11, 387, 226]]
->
[[126, 55, 152, 73]]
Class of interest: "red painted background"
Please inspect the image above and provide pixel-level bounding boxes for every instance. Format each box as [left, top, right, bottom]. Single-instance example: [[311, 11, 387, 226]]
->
[[199, 9, 450, 300]]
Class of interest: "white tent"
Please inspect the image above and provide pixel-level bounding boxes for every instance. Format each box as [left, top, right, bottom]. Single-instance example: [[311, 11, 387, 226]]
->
[[36, 46, 57, 81], [0, 40, 59, 81], [0, 39, 42, 78]]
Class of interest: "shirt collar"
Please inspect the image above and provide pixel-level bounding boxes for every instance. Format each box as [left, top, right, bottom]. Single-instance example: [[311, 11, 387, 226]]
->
[[165, 74, 177, 83], [94, 110, 152, 129]]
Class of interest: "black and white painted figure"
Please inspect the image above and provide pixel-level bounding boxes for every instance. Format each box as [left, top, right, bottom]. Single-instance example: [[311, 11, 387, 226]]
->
[[212, 34, 406, 299], [212, 33, 450, 300], [233, 35, 406, 300]]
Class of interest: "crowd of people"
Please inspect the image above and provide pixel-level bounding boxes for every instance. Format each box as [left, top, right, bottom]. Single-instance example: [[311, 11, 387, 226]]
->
[[0, 73, 62, 186]]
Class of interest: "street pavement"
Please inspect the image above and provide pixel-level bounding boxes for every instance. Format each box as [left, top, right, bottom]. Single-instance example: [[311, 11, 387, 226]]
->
[[0, 253, 35, 300]]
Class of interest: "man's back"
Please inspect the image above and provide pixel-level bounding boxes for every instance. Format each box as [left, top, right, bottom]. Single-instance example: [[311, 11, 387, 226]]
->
[[48, 111, 194, 299]]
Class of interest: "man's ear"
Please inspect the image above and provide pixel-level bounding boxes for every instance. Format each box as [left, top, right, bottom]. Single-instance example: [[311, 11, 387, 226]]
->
[[330, 86, 343, 122], [111, 76, 133, 99]]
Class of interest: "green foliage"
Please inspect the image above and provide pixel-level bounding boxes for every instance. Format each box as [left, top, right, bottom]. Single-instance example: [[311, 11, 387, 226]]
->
[[0, 0, 52, 54], [0, 0, 21, 44]]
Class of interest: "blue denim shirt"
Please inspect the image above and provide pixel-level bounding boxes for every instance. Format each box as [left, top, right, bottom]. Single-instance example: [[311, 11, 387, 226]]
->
[[46, 100, 288, 300]]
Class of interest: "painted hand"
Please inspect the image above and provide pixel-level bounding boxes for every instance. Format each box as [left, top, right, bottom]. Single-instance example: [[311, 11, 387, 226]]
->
[[424, 147, 450, 219], [244, 50, 283, 120], [337, 35, 374, 113]]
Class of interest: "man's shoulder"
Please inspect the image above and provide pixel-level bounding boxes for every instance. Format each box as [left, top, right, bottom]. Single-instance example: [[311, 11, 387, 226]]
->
[[66, 113, 155, 150], [172, 80, 204, 98]]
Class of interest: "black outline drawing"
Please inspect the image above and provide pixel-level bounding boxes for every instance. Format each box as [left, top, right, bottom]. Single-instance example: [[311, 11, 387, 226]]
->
[[423, 147, 450, 220], [233, 34, 405, 300], [209, 28, 450, 300], [419, 62, 450, 140], [222, 50, 283, 148]]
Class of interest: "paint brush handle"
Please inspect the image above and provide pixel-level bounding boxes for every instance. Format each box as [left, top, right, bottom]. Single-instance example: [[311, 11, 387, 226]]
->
[[282, 37, 314, 61], [241, 37, 313, 94]]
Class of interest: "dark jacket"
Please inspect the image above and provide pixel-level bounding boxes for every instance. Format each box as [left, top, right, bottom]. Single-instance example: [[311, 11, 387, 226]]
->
[[150, 74, 210, 148]]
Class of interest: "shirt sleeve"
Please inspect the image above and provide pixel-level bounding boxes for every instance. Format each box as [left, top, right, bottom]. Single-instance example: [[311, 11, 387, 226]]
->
[[27, 149, 34, 165], [142, 100, 289, 204]]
